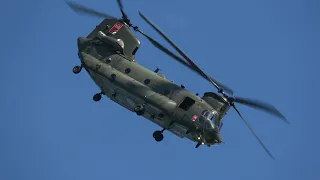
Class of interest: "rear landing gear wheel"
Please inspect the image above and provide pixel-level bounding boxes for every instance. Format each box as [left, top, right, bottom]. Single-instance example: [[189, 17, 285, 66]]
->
[[72, 65, 82, 74], [153, 130, 164, 142], [93, 93, 102, 102], [134, 104, 145, 116]]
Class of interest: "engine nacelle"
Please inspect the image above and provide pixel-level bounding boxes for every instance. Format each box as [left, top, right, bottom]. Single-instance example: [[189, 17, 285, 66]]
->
[[96, 31, 124, 52]]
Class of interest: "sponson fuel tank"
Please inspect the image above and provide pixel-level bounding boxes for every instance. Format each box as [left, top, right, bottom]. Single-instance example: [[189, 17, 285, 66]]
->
[[79, 52, 177, 114]]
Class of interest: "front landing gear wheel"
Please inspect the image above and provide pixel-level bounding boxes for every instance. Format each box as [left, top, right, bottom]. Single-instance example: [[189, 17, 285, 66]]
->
[[134, 104, 145, 116], [72, 65, 82, 74], [153, 130, 164, 142], [93, 93, 102, 102], [195, 142, 201, 148]]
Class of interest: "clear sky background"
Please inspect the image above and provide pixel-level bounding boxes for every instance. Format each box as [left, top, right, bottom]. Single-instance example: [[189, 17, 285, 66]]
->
[[1, 0, 319, 180]]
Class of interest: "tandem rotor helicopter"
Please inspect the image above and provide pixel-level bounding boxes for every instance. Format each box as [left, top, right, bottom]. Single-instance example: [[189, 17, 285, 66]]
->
[[66, 0, 289, 159]]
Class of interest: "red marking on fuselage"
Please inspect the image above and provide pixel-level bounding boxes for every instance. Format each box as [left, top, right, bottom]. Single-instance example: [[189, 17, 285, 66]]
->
[[191, 115, 198, 121], [109, 22, 124, 34]]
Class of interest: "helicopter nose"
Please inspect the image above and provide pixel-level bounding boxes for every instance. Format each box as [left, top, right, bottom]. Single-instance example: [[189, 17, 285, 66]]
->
[[77, 37, 88, 52]]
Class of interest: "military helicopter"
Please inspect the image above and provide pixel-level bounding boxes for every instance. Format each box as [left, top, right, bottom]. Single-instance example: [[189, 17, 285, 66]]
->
[[66, 0, 289, 159]]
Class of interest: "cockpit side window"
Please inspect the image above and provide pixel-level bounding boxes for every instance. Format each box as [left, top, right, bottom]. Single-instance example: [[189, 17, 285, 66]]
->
[[202, 110, 218, 122], [202, 110, 210, 117], [208, 113, 214, 120]]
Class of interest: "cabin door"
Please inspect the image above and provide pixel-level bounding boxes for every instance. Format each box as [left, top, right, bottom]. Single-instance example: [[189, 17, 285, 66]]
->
[[174, 96, 197, 123]]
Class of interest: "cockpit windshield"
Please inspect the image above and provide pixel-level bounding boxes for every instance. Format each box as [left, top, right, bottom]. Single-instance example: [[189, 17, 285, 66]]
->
[[200, 110, 219, 130]]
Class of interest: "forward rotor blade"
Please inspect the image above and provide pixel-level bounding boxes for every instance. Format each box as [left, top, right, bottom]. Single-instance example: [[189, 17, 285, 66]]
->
[[116, 0, 128, 20], [65, 0, 116, 19], [232, 97, 289, 123], [138, 11, 233, 95], [232, 105, 275, 159]]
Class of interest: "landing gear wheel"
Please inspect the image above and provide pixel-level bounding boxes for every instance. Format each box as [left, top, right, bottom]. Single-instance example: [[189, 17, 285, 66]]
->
[[153, 130, 164, 142], [93, 93, 102, 102], [134, 104, 145, 116], [72, 65, 82, 74]]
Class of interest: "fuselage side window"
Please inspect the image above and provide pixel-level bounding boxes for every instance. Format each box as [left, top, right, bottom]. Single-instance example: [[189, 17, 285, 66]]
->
[[179, 97, 195, 111]]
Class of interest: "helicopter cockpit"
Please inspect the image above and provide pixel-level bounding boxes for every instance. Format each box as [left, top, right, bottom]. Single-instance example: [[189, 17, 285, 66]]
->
[[199, 110, 220, 131]]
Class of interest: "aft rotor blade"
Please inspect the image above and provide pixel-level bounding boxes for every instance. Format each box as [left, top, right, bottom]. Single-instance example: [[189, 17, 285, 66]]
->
[[232, 97, 289, 124], [232, 105, 275, 159], [136, 29, 233, 95], [137, 30, 188, 66], [65, 0, 116, 19], [138, 11, 233, 95], [116, 0, 128, 20]]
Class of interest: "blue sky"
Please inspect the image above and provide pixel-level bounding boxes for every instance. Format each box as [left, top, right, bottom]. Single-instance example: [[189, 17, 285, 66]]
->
[[1, 0, 319, 179]]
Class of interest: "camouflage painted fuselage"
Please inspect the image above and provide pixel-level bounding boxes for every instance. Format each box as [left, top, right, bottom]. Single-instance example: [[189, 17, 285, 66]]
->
[[77, 19, 231, 145]]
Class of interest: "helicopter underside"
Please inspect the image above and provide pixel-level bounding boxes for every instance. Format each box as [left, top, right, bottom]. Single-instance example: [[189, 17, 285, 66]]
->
[[84, 67, 202, 143]]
